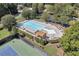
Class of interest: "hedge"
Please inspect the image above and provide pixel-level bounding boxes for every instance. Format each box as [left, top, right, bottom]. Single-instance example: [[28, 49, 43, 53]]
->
[[35, 37, 48, 45], [18, 29, 33, 39]]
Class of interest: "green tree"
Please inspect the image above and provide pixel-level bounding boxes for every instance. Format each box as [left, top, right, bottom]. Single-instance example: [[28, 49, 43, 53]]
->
[[38, 3, 44, 14], [1, 14, 16, 31], [45, 4, 54, 12], [30, 10, 36, 19], [60, 21, 79, 56], [0, 4, 9, 20], [32, 3, 38, 18], [45, 4, 77, 25], [22, 7, 31, 19], [2, 3, 18, 15], [32, 3, 38, 13], [0, 3, 18, 20], [12, 26, 17, 35], [41, 11, 49, 22], [23, 3, 32, 7], [69, 20, 76, 26]]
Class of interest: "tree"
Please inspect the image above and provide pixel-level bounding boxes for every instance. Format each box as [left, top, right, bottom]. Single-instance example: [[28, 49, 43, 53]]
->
[[32, 3, 38, 18], [0, 4, 9, 20], [3, 3, 18, 15], [0, 3, 18, 20], [1, 14, 16, 31], [22, 7, 31, 19], [38, 3, 44, 14], [41, 11, 49, 22], [60, 21, 79, 56], [32, 3, 38, 13], [23, 3, 32, 7], [69, 20, 76, 26], [30, 10, 36, 19], [12, 26, 17, 35], [45, 4, 77, 25], [45, 4, 54, 12]]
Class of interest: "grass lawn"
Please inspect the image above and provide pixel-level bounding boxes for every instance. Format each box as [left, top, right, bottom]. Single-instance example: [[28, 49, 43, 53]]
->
[[0, 29, 11, 39], [44, 45, 57, 56]]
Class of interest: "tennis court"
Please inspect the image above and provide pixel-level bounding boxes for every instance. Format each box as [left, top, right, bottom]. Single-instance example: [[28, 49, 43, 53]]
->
[[0, 39, 43, 56], [0, 45, 18, 56]]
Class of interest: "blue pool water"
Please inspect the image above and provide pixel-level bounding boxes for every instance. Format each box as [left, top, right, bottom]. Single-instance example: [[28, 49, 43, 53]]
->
[[19, 20, 44, 31], [0, 45, 18, 56]]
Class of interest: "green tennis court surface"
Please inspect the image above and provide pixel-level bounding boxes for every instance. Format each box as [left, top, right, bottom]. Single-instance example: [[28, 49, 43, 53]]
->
[[0, 39, 43, 56]]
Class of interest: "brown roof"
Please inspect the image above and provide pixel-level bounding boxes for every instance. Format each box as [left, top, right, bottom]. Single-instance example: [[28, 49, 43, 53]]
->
[[35, 31, 46, 38]]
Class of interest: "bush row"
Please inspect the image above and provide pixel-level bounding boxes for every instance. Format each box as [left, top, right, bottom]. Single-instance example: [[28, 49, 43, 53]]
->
[[18, 29, 33, 39], [35, 37, 48, 45]]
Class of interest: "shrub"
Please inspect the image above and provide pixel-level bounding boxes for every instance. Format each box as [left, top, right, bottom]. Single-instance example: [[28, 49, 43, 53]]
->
[[0, 24, 3, 30], [35, 37, 48, 45], [18, 29, 33, 39], [22, 7, 31, 19]]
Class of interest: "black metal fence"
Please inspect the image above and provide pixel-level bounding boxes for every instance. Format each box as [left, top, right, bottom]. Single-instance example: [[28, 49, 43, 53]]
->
[[0, 34, 18, 45]]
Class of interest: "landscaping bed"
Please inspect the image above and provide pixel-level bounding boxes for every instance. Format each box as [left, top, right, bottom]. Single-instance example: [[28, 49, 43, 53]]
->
[[18, 29, 33, 39]]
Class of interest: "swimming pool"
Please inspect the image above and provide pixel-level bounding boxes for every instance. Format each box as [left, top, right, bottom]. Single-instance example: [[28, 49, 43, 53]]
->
[[18, 20, 45, 31]]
